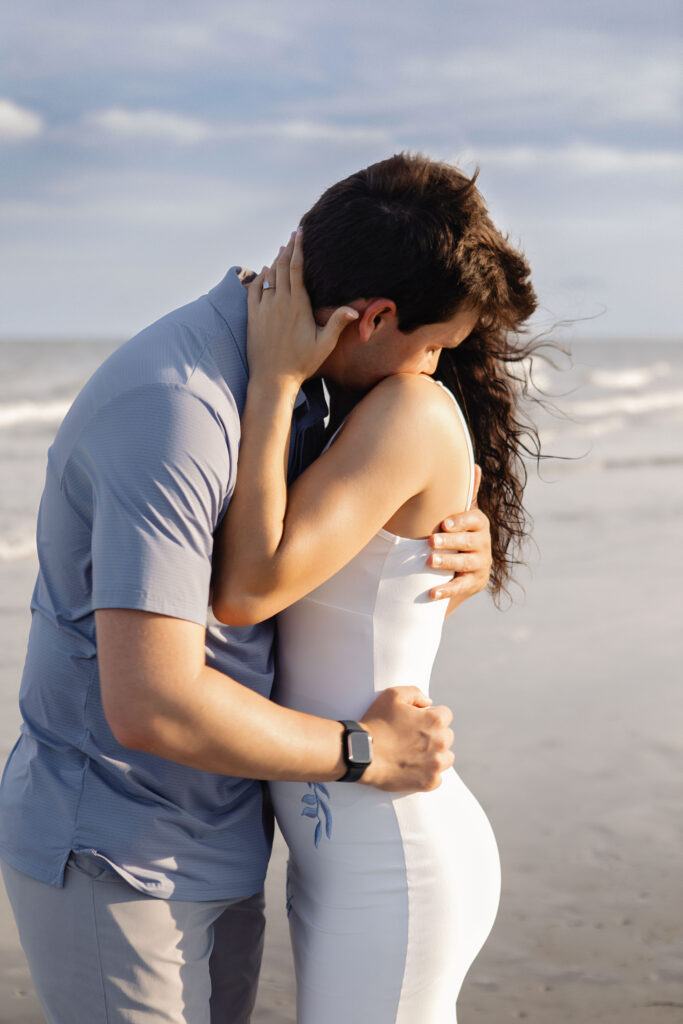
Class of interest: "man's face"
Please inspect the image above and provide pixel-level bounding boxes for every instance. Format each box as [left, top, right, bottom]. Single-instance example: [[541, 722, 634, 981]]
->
[[317, 302, 479, 393]]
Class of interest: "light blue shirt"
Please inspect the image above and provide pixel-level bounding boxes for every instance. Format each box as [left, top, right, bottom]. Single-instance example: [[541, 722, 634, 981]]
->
[[0, 268, 327, 900]]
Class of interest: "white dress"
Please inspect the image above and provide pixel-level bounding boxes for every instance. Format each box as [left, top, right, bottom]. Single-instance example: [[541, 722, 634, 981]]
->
[[270, 381, 501, 1023]]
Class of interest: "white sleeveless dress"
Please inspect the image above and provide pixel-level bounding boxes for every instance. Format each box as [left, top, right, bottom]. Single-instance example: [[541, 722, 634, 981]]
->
[[270, 381, 501, 1023]]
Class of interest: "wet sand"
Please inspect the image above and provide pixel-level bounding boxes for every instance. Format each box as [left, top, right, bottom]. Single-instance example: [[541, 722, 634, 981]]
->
[[1, 342, 681, 1022]]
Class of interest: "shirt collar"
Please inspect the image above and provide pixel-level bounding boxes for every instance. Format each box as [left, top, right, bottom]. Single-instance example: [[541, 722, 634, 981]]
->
[[296, 376, 328, 422], [206, 266, 250, 378]]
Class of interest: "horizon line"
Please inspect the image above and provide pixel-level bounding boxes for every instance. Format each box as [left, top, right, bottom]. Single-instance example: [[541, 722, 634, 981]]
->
[[1, 334, 682, 346]]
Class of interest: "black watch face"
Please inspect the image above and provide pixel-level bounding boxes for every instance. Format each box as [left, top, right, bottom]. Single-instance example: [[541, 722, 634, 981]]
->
[[348, 730, 372, 765]]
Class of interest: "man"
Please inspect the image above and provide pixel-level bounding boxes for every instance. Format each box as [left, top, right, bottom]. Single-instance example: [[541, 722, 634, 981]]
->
[[0, 153, 493, 1023]]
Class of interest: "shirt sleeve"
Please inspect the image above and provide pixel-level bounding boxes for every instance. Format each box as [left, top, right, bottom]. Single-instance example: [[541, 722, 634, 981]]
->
[[68, 383, 233, 625]]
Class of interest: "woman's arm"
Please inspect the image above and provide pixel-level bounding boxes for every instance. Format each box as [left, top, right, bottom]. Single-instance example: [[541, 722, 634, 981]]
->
[[212, 235, 469, 625], [213, 373, 450, 624]]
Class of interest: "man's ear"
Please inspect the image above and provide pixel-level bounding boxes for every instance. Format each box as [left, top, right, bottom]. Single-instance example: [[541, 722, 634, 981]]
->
[[357, 299, 398, 343]]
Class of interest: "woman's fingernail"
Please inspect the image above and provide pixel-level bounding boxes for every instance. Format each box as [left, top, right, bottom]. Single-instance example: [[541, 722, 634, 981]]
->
[[296, 226, 303, 236], [433, 590, 444, 600], [432, 535, 443, 548], [432, 554, 442, 567], [279, 246, 285, 255], [444, 518, 454, 530]]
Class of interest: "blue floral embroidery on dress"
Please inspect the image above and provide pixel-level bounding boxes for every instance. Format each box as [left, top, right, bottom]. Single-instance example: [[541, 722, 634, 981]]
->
[[301, 782, 333, 847]]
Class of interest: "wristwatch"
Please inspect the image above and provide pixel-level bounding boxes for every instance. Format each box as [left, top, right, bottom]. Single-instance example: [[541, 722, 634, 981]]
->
[[338, 720, 373, 782]]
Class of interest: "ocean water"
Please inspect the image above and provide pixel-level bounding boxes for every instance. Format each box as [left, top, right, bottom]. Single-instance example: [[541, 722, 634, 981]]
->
[[1, 338, 682, 564], [0, 340, 121, 562]]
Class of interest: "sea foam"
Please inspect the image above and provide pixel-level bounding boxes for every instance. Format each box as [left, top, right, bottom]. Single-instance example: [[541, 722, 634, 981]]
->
[[0, 535, 37, 562], [0, 399, 72, 430], [564, 389, 683, 419], [588, 363, 671, 390]]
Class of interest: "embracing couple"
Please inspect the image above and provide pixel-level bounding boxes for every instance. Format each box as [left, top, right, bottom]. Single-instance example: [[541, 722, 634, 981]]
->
[[0, 153, 538, 1023]]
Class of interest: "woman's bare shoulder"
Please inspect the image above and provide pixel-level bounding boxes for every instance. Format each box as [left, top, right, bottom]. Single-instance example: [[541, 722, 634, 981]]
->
[[355, 374, 472, 538], [344, 372, 468, 452]]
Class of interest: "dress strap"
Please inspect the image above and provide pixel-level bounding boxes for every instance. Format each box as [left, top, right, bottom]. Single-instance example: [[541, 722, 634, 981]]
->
[[429, 378, 476, 510]]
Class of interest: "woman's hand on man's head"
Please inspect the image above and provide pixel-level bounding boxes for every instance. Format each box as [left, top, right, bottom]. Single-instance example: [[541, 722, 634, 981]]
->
[[246, 229, 358, 392], [426, 465, 492, 613]]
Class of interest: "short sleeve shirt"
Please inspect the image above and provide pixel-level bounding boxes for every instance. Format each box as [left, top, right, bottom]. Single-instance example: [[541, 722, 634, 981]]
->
[[0, 268, 327, 899]]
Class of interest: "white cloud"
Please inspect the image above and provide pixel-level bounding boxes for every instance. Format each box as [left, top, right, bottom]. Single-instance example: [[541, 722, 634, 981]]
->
[[402, 45, 682, 127], [0, 169, 271, 227], [456, 143, 683, 177], [217, 120, 389, 145], [286, 27, 681, 141], [267, 121, 389, 144], [86, 108, 390, 146], [88, 108, 217, 144], [0, 97, 43, 141]]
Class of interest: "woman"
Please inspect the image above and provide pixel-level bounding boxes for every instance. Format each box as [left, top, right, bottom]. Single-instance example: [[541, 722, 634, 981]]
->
[[213, 156, 540, 1022]]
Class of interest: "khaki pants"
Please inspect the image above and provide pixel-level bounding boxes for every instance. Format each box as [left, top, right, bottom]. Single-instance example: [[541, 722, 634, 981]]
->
[[1, 853, 265, 1024]]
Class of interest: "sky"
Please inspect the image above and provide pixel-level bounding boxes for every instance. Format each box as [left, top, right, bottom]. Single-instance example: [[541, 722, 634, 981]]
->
[[1, 0, 681, 340]]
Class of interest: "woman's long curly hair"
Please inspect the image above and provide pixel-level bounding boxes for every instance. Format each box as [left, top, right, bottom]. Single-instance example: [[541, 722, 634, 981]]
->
[[302, 152, 554, 603], [435, 327, 545, 605]]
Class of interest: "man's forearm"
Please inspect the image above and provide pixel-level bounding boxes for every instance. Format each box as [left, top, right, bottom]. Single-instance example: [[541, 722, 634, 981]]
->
[[97, 609, 454, 794], [97, 607, 346, 782], [119, 661, 347, 782]]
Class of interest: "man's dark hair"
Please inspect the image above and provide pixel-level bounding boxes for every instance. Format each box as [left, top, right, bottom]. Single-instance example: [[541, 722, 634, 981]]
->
[[301, 153, 551, 604], [300, 151, 536, 333]]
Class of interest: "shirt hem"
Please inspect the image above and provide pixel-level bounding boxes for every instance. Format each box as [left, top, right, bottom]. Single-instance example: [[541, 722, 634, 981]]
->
[[0, 845, 67, 889], [0, 843, 267, 902]]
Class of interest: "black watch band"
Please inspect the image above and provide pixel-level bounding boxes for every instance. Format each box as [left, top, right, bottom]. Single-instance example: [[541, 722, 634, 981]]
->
[[338, 720, 373, 783]]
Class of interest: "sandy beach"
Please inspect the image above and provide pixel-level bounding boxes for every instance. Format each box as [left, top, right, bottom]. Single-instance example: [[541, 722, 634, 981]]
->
[[0, 339, 681, 1023]]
